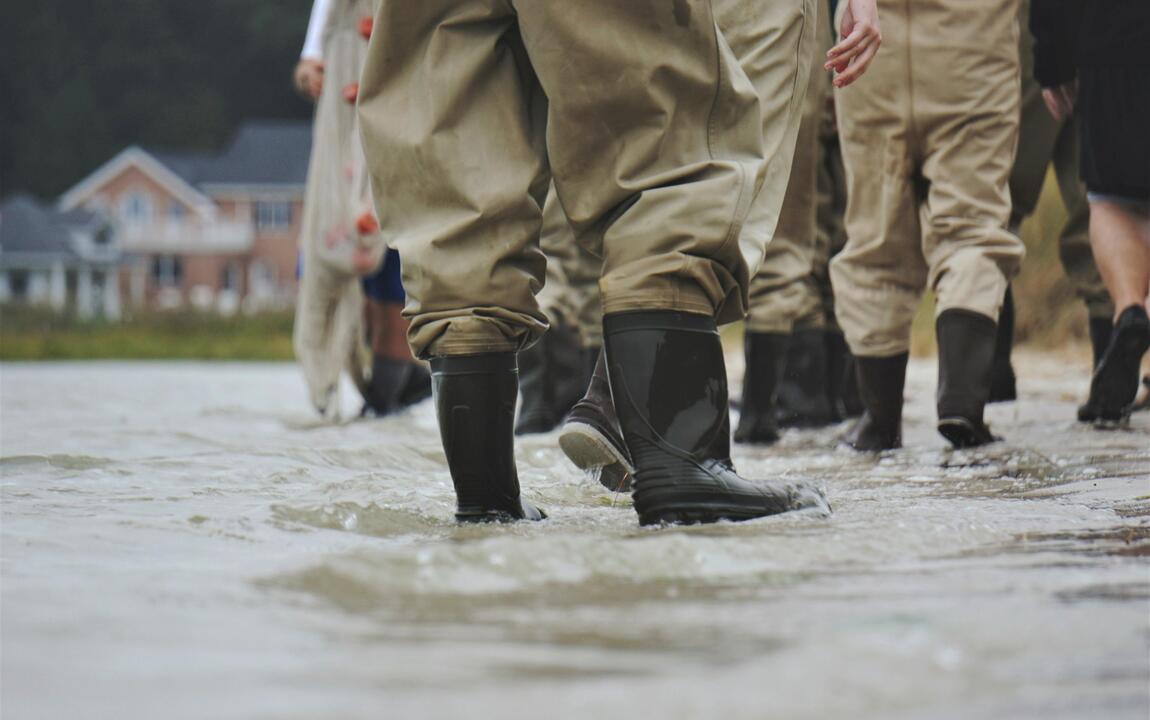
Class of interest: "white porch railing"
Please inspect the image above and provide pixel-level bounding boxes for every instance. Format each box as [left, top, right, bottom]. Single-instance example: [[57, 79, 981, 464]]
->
[[118, 220, 254, 253]]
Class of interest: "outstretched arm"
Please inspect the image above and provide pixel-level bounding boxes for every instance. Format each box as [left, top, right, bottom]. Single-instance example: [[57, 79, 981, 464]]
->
[[294, 0, 333, 101]]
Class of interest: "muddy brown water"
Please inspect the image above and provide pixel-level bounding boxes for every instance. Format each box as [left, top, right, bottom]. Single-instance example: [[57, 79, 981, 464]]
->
[[1, 354, 1147, 719]]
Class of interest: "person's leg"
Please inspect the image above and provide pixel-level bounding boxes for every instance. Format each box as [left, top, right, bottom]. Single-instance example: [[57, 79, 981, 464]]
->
[[514, 0, 827, 524], [515, 186, 590, 435], [740, 0, 827, 441], [748, 6, 836, 437], [559, 0, 818, 485], [815, 118, 862, 418], [1085, 200, 1150, 421], [358, 0, 547, 522], [554, 235, 635, 493], [1074, 62, 1150, 422], [360, 250, 431, 415], [988, 0, 1052, 405], [715, 0, 818, 283], [831, 0, 923, 451], [1089, 203, 1150, 314], [914, 0, 1023, 448]]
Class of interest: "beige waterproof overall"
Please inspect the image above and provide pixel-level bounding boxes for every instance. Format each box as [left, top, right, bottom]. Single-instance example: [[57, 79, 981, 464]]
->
[[830, 0, 1026, 358], [358, 0, 815, 359], [293, 0, 386, 415]]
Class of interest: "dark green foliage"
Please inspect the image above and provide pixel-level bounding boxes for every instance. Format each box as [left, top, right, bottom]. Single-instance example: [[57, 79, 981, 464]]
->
[[0, 0, 314, 199]]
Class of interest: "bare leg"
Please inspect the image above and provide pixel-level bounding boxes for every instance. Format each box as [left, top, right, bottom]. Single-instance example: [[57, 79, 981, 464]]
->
[[1086, 200, 1150, 422], [1088, 200, 1150, 317], [364, 299, 413, 361]]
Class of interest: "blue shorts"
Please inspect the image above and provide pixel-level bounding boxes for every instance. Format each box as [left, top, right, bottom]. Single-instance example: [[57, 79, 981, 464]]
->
[[362, 249, 406, 303]]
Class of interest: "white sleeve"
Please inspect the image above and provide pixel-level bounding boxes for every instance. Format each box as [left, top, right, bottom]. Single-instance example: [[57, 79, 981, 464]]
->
[[300, 0, 334, 61]]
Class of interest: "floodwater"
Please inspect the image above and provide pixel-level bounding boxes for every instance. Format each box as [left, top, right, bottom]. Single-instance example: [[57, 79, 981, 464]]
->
[[1, 353, 1148, 720]]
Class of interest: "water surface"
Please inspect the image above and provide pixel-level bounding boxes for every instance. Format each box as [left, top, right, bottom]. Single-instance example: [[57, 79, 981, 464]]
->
[[2, 355, 1147, 719]]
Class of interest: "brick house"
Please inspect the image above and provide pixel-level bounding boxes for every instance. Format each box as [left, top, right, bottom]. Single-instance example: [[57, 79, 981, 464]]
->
[[57, 120, 311, 314]]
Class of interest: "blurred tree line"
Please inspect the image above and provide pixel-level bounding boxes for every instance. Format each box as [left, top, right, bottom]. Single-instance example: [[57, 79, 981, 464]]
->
[[0, 0, 314, 199]]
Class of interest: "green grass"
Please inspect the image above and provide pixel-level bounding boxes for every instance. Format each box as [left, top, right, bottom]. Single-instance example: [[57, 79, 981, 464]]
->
[[0, 306, 295, 361]]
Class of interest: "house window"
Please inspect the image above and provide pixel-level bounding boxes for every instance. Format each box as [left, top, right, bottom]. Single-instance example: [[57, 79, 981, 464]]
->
[[121, 191, 153, 224], [167, 200, 185, 221], [254, 201, 292, 230], [221, 261, 240, 291], [152, 255, 183, 288]]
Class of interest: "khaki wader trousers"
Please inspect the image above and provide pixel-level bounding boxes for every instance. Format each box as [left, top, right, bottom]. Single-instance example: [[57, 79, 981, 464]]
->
[[1010, 0, 1110, 320], [525, 0, 819, 352], [830, 0, 1026, 358], [533, 186, 605, 348], [806, 99, 850, 333], [746, 7, 831, 334], [359, 0, 770, 359]]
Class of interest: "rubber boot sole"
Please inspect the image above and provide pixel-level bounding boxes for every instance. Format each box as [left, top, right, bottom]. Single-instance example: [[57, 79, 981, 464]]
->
[[937, 417, 998, 449], [635, 486, 829, 526], [558, 422, 633, 493], [638, 504, 782, 527], [456, 505, 547, 523]]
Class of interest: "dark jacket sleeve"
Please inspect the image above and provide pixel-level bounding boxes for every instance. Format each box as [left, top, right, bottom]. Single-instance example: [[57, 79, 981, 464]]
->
[[1030, 0, 1082, 87]]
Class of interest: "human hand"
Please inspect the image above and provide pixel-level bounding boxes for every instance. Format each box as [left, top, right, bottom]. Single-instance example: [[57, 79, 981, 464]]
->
[[294, 59, 325, 101], [825, 0, 881, 89], [1041, 81, 1076, 122]]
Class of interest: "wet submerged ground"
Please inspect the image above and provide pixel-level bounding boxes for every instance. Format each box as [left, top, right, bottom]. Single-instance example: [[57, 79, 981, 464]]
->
[[1, 353, 1148, 720]]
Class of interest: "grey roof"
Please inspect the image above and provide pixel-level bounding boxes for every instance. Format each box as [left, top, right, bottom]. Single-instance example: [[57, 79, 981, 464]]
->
[[58, 206, 105, 228], [148, 120, 313, 190], [0, 194, 80, 258]]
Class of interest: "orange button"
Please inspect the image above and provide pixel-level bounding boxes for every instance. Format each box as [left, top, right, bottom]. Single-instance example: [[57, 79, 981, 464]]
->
[[355, 211, 379, 236]]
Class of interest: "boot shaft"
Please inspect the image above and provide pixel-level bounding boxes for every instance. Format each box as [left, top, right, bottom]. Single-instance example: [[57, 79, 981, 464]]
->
[[603, 311, 731, 467], [431, 353, 530, 521], [741, 332, 790, 412], [855, 354, 906, 425], [936, 309, 997, 423]]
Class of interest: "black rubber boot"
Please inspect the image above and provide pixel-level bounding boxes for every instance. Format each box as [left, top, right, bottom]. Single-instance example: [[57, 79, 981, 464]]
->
[[558, 349, 634, 493], [936, 309, 999, 448], [431, 353, 546, 523], [604, 311, 828, 526], [1077, 316, 1114, 422], [825, 330, 862, 419], [398, 362, 432, 407], [514, 322, 586, 435], [734, 332, 789, 445], [843, 354, 907, 451], [776, 328, 837, 428], [1088, 305, 1150, 424], [362, 356, 413, 417], [988, 286, 1018, 403]]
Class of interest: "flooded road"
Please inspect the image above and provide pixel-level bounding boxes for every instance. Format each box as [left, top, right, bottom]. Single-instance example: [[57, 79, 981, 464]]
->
[[2, 353, 1148, 719]]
